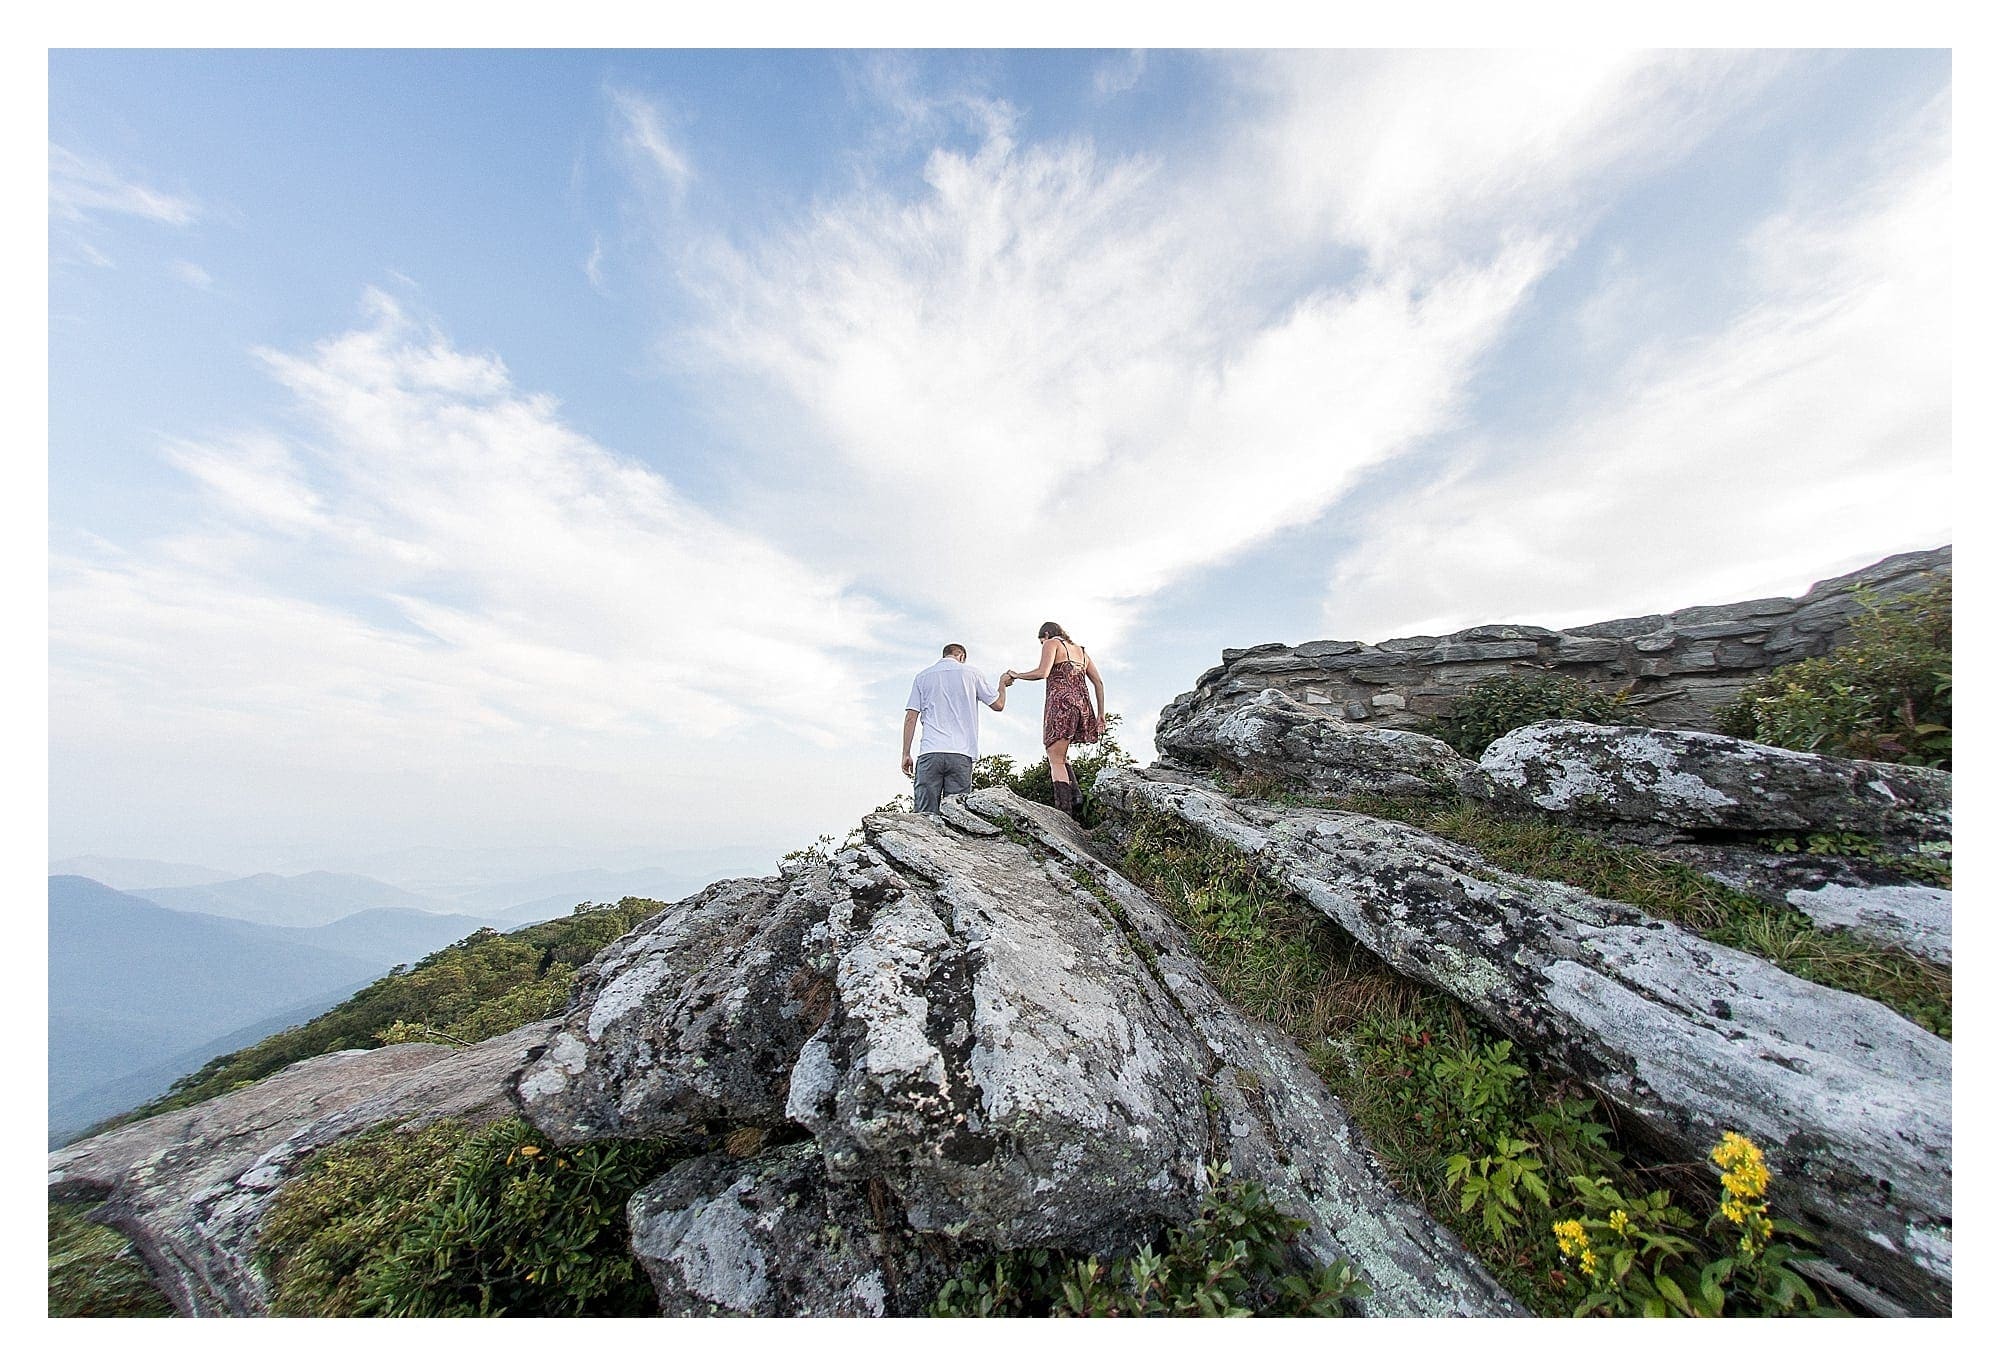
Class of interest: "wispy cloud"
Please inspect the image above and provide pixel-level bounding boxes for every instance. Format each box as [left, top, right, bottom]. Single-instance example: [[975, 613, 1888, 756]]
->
[[172, 259, 213, 289], [1093, 50, 1147, 100], [1321, 94, 1952, 639], [668, 52, 1767, 671], [608, 89, 693, 198], [49, 142, 199, 227], [52, 291, 896, 776]]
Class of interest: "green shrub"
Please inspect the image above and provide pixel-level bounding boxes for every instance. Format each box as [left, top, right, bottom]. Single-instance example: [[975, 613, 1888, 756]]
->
[[1717, 577, 1951, 768], [972, 714, 1132, 825], [257, 1117, 678, 1316], [933, 1166, 1367, 1317], [1107, 809, 1851, 1317], [1419, 676, 1631, 758], [48, 1201, 174, 1317], [90, 897, 664, 1134]]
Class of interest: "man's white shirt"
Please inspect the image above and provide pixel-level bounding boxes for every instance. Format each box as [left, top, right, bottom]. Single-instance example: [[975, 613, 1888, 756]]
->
[[905, 658, 999, 759]]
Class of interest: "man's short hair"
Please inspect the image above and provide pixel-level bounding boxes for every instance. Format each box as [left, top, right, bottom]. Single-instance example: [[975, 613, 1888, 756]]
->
[[942, 643, 967, 659]]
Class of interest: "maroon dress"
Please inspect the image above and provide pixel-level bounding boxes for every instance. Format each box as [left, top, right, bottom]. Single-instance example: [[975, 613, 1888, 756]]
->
[[1043, 644, 1104, 747]]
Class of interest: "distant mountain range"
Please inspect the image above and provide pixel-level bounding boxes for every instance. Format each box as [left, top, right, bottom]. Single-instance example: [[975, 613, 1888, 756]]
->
[[48, 877, 499, 1144], [131, 870, 449, 928], [47, 847, 771, 1143], [48, 855, 240, 890]]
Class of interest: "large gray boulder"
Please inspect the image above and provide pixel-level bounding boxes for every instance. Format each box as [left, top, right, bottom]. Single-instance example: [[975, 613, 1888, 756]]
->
[[1156, 687, 1473, 798], [970, 791, 1518, 1315], [523, 789, 1517, 1316], [516, 875, 831, 1144], [1468, 721, 1951, 850], [1094, 766, 1952, 1316], [47, 1021, 557, 1317]]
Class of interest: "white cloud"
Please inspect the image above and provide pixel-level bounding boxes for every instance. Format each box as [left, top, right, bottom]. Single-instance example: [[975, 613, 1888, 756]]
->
[[1093, 50, 1147, 99], [609, 89, 692, 197], [1320, 97, 1951, 640], [671, 52, 1766, 676], [49, 142, 200, 227], [172, 259, 213, 289], [51, 291, 899, 780]]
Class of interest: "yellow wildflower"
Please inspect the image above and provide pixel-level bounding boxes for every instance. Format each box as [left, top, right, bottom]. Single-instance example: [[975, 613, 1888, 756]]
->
[[1553, 1219, 1589, 1259], [1608, 1209, 1631, 1236], [519, 1145, 542, 1157]]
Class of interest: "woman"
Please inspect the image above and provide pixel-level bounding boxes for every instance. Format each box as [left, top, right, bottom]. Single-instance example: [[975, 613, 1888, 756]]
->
[[1001, 622, 1106, 818]]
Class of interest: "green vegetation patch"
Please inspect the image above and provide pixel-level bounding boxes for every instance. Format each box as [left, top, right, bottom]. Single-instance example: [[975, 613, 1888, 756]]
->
[[93, 897, 666, 1134], [257, 1116, 679, 1316], [973, 714, 1132, 826], [1318, 794, 1950, 1039], [48, 1200, 174, 1317], [1106, 809, 1839, 1317], [1718, 576, 1951, 769], [933, 1166, 1367, 1317], [1415, 675, 1632, 759]]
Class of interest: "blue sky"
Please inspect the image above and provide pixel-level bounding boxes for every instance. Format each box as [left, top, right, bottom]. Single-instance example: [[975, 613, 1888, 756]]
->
[[48, 49, 1953, 875]]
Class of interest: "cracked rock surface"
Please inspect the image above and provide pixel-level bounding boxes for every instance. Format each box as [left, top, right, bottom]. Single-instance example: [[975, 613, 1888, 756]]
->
[[1466, 721, 1951, 850], [1095, 765, 1952, 1317], [537, 790, 1518, 1315], [1156, 687, 1473, 798], [46, 1022, 555, 1317]]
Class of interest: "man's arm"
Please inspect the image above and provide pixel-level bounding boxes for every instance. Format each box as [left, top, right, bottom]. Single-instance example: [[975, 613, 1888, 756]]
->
[[901, 710, 920, 777], [979, 672, 1004, 712]]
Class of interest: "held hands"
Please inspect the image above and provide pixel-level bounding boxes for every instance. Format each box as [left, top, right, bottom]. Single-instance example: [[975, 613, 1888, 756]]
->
[[1000, 670, 1015, 686]]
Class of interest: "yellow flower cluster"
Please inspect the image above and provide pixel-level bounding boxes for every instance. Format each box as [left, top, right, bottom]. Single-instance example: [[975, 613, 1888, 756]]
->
[[1711, 1131, 1775, 1253], [1552, 1219, 1599, 1277], [1608, 1209, 1630, 1236]]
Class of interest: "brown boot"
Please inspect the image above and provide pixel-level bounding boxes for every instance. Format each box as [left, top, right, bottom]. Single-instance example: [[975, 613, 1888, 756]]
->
[[1054, 780, 1075, 816]]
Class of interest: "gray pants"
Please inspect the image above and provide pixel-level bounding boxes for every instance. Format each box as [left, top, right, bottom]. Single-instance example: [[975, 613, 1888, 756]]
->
[[913, 751, 974, 814]]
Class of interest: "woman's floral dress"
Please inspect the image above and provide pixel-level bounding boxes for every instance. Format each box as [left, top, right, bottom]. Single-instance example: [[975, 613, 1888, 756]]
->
[[1043, 644, 1104, 747]]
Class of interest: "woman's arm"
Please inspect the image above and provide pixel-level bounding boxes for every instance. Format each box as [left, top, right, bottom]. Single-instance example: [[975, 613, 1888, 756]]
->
[[1084, 655, 1107, 719], [1008, 638, 1061, 683]]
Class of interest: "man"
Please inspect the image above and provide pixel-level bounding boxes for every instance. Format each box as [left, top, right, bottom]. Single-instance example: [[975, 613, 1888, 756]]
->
[[902, 643, 1005, 814]]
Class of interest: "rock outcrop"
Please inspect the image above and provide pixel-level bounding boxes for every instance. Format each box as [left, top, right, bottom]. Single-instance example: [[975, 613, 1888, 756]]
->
[[46, 1022, 556, 1317], [1156, 687, 1473, 797], [521, 790, 1518, 1316], [1159, 547, 1949, 735], [1094, 766, 1952, 1317], [1466, 721, 1952, 850]]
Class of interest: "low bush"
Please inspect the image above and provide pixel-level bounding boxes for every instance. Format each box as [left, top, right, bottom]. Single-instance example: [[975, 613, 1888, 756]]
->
[[1418, 676, 1631, 758], [1717, 577, 1950, 768], [257, 1116, 678, 1316], [1108, 809, 1840, 1317], [973, 714, 1132, 826], [47, 1201, 174, 1317], [933, 1166, 1368, 1317]]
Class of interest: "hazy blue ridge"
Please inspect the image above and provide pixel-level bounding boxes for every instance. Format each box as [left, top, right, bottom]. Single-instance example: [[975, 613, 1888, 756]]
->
[[47, 980, 370, 1147], [48, 877, 509, 1141], [129, 870, 442, 927]]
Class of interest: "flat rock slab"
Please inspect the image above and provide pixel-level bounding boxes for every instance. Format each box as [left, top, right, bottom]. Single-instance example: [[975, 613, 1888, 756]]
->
[[47, 1021, 556, 1317], [1157, 688, 1473, 799], [1652, 845, 1951, 967], [1468, 721, 1951, 850], [1096, 766, 1952, 1316]]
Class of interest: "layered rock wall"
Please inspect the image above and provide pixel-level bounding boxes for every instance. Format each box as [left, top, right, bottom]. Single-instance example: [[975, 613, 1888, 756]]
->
[[1160, 547, 1949, 735]]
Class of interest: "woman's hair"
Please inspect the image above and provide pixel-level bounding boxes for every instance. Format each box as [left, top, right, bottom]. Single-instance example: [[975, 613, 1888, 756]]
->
[[1037, 621, 1072, 643]]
